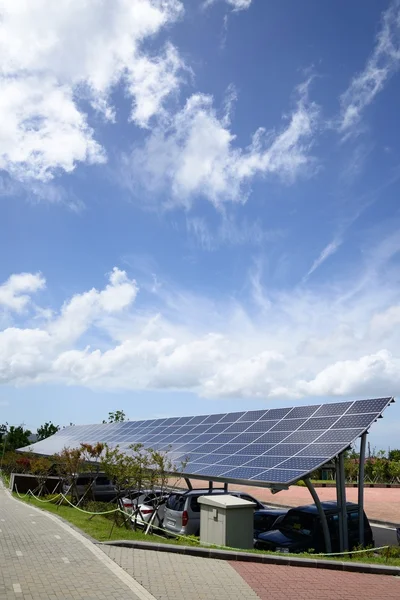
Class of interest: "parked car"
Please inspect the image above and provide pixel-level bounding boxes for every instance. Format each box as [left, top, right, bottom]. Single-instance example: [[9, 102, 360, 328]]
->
[[62, 473, 117, 502], [163, 488, 266, 536], [254, 501, 374, 553], [121, 489, 169, 529], [253, 508, 287, 539]]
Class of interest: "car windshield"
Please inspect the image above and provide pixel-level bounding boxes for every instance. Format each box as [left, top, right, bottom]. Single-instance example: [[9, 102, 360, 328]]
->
[[279, 511, 315, 537], [166, 493, 186, 511]]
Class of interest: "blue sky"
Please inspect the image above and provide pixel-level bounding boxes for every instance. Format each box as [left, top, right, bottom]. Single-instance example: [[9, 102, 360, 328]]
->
[[1, 0, 400, 450]]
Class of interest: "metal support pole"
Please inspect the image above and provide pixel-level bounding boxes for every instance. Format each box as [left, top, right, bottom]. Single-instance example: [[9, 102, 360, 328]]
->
[[184, 477, 192, 490], [208, 480, 213, 492], [223, 482, 228, 493], [358, 433, 367, 546], [335, 458, 343, 551], [303, 477, 331, 553], [338, 452, 348, 551]]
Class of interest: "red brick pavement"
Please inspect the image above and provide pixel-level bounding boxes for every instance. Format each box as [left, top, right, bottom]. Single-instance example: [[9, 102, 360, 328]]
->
[[231, 562, 400, 600]]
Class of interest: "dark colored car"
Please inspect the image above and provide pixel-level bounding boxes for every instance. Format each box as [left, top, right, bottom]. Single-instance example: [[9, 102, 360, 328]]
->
[[254, 509, 288, 539], [254, 501, 374, 553]]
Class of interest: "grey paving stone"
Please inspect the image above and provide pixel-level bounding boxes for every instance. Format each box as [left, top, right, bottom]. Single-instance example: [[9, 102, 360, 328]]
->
[[0, 482, 149, 600], [101, 546, 260, 600]]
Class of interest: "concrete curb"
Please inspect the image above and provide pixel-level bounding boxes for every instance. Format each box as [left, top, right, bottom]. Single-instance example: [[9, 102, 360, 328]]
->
[[98, 539, 400, 577]]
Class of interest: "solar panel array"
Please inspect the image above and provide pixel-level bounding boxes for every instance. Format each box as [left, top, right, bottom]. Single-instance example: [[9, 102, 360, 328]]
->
[[21, 397, 393, 486]]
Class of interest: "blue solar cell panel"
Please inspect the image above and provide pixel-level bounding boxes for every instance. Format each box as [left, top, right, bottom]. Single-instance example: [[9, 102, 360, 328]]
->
[[190, 464, 231, 477], [222, 466, 267, 480], [206, 423, 229, 434], [256, 432, 289, 443], [187, 415, 208, 425], [269, 418, 306, 432], [281, 431, 322, 443], [277, 457, 328, 470], [298, 416, 338, 430], [296, 443, 345, 457], [207, 433, 236, 444], [224, 422, 249, 433], [214, 455, 249, 467], [234, 444, 275, 455], [173, 416, 193, 425], [231, 433, 263, 443], [288, 405, 321, 418], [246, 421, 277, 433], [348, 397, 390, 414], [176, 425, 197, 434], [333, 414, 377, 429], [260, 407, 292, 420], [218, 412, 246, 423], [264, 444, 308, 457], [316, 429, 364, 443], [22, 397, 393, 487], [238, 410, 268, 422], [202, 413, 227, 424], [243, 456, 285, 469], [254, 469, 306, 483]]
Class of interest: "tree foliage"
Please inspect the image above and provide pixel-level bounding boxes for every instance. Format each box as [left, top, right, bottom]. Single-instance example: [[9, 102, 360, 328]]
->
[[2, 425, 32, 451], [37, 422, 60, 441], [102, 410, 127, 423]]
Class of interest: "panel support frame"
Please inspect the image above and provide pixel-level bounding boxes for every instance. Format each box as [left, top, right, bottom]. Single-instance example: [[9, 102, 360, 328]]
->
[[184, 477, 192, 490], [303, 477, 332, 553], [358, 432, 367, 547], [336, 452, 349, 551]]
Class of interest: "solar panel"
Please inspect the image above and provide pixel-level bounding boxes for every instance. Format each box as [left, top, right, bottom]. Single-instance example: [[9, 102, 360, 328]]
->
[[20, 397, 394, 487]]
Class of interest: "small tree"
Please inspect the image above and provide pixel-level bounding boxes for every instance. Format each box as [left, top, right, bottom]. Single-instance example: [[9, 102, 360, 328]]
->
[[78, 443, 105, 503], [30, 456, 52, 496], [388, 460, 400, 483], [37, 422, 60, 441], [389, 449, 400, 462], [54, 447, 85, 503], [3, 425, 32, 451], [103, 410, 127, 424]]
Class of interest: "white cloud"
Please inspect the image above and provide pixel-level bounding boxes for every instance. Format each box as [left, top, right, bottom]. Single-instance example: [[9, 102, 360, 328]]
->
[[305, 237, 343, 279], [339, 0, 400, 134], [128, 79, 320, 207], [2, 233, 400, 398], [204, 0, 252, 11], [0, 273, 45, 312], [0, 0, 184, 181]]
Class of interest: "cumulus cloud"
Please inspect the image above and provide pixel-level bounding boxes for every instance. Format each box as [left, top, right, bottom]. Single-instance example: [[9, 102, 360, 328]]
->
[[0, 273, 45, 312], [0, 0, 184, 181], [2, 235, 400, 398], [339, 0, 400, 134], [127, 78, 320, 207]]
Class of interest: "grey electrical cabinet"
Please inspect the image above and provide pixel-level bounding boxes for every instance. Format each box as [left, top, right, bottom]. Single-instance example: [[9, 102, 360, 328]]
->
[[198, 494, 256, 549]]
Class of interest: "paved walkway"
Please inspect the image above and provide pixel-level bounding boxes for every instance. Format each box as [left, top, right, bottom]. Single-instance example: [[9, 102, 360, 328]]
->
[[0, 482, 154, 600], [101, 546, 259, 600], [2, 482, 400, 600], [104, 546, 400, 600]]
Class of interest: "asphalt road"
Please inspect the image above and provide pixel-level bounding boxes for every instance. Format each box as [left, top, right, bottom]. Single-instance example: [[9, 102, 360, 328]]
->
[[371, 524, 399, 547]]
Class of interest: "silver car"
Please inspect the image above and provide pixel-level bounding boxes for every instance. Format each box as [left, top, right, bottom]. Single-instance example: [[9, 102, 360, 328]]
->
[[163, 488, 265, 536]]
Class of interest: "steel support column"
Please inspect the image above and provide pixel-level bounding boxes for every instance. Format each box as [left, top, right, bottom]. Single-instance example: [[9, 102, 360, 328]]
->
[[335, 458, 343, 551], [184, 477, 193, 490], [358, 432, 367, 546], [208, 480, 213, 492], [223, 482, 228, 493], [303, 477, 331, 553], [338, 452, 349, 551]]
